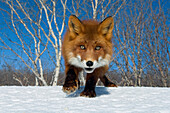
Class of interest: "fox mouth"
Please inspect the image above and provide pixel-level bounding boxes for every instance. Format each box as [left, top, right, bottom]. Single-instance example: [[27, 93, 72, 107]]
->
[[85, 68, 93, 71], [84, 68, 94, 73]]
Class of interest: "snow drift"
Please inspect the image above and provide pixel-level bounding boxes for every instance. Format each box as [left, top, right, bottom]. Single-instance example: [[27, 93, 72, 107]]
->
[[0, 86, 169, 113]]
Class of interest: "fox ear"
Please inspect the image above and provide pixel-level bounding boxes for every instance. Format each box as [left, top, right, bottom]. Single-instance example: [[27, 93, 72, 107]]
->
[[68, 15, 84, 39], [98, 16, 114, 41]]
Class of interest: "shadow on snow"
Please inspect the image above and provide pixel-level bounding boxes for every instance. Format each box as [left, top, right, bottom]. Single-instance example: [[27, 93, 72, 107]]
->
[[66, 86, 110, 98]]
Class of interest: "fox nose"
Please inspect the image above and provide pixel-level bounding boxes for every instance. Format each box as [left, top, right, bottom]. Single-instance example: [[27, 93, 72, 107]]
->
[[86, 61, 93, 67]]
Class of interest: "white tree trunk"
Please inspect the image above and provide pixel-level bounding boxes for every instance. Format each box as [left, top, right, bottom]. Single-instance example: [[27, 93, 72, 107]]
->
[[91, 0, 98, 20], [35, 77, 39, 86], [79, 71, 85, 86]]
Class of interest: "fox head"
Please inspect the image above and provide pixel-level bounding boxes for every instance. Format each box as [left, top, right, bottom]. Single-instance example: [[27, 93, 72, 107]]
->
[[65, 15, 114, 73]]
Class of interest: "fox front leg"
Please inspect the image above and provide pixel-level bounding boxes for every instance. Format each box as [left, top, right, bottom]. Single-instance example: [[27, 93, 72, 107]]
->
[[80, 74, 98, 98], [62, 66, 80, 94]]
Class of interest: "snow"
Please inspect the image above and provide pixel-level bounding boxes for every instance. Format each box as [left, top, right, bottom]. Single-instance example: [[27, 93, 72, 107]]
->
[[0, 86, 170, 113]]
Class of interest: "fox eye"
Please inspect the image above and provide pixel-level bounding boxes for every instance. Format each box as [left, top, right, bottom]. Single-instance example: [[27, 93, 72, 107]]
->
[[95, 46, 101, 50], [80, 45, 86, 50]]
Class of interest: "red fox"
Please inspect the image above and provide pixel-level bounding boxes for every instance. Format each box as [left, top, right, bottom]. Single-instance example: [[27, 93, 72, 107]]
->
[[62, 15, 117, 97]]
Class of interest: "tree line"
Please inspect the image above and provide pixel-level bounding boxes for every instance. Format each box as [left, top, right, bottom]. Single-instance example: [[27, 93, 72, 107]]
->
[[0, 0, 169, 87]]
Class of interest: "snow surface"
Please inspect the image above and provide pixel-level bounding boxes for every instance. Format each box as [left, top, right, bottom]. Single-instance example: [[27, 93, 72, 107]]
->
[[0, 86, 170, 113]]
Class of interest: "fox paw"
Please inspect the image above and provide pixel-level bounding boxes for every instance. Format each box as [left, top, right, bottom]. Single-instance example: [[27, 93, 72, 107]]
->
[[80, 90, 96, 98], [105, 82, 117, 87], [62, 80, 79, 94]]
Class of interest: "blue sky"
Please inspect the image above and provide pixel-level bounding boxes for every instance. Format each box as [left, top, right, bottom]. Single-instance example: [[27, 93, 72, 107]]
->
[[0, 0, 169, 73]]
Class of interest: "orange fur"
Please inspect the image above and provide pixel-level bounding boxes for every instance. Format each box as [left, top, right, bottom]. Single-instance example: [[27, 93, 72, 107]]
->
[[62, 15, 116, 97], [62, 16, 113, 67]]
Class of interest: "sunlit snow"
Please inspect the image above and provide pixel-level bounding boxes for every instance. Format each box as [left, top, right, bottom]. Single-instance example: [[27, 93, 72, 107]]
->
[[0, 86, 169, 113]]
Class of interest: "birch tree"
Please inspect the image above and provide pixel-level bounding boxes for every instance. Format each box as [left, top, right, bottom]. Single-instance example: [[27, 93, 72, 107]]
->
[[112, 0, 169, 86], [144, 0, 169, 87], [0, 0, 67, 86]]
